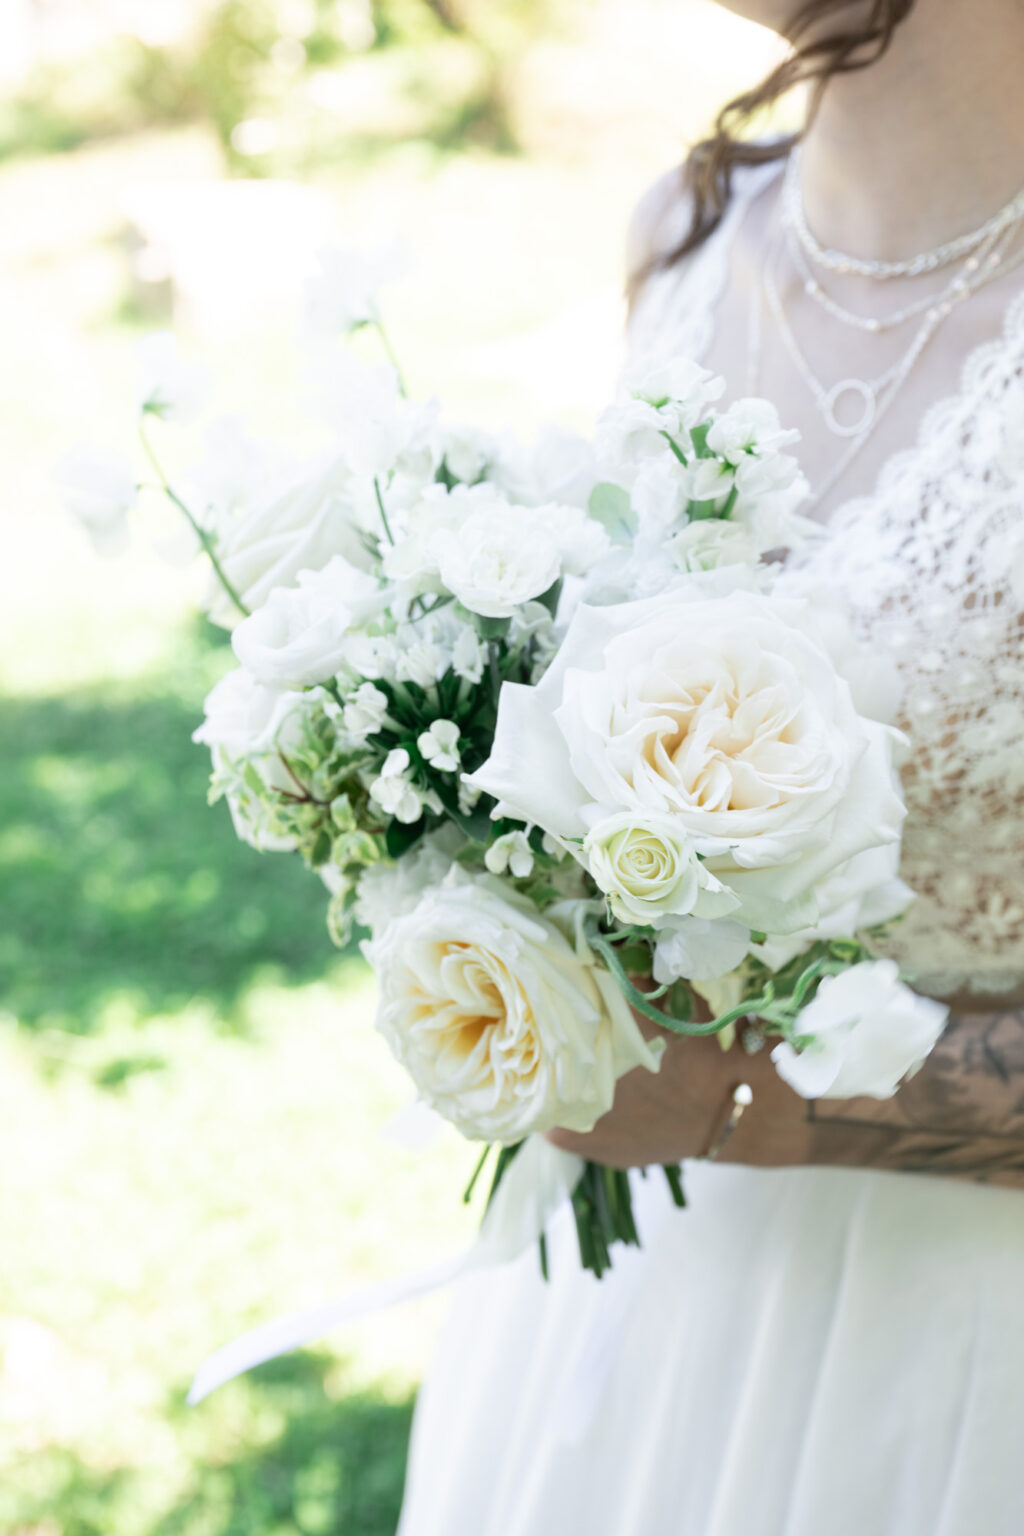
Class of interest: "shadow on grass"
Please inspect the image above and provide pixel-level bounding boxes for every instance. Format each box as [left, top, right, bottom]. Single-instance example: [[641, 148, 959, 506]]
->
[[0, 636, 358, 1044], [4, 1353, 414, 1536]]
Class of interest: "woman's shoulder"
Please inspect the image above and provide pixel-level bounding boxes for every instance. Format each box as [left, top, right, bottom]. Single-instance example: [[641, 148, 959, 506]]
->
[[625, 162, 692, 292]]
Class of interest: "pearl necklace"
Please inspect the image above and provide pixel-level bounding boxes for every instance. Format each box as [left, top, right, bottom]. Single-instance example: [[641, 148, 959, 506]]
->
[[783, 146, 1024, 280], [748, 218, 1024, 509]]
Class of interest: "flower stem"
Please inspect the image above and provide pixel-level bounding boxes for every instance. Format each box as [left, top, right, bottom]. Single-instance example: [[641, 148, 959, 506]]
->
[[138, 417, 250, 620], [373, 477, 395, 546], [372, 319, 408, 397]]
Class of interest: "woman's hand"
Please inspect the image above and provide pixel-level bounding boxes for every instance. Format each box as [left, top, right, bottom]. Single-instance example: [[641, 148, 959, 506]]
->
[[549, 1006, 1024, 1190]]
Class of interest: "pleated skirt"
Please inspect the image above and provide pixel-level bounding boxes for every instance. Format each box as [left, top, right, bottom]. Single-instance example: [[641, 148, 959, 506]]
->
[[398, 1161, 1024, 1536]]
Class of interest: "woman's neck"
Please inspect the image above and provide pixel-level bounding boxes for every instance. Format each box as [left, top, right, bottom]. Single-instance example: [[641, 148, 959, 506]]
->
[[798, 0, 1024, 263]]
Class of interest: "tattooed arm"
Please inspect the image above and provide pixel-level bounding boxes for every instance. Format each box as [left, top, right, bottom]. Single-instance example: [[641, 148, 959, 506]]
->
[[548, 1005, 1024, 1191]]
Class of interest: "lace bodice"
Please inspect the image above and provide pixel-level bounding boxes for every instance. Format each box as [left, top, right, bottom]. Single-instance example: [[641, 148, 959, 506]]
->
[[627, 165, 1024, 1000]]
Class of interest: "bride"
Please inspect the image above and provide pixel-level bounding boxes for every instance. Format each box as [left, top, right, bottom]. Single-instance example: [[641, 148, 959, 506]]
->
[[397, 1, 1024, 1531]]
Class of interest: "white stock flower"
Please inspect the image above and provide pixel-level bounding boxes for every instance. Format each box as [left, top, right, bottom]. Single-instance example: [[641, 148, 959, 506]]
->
[[137, 331, 207, 423], [467, 587, 905, 936], [302, 242, 408, 335], [343, 682, 391, 740], [57, 448, 137, 556], [365, 873, 664, 1142], [583, 812, 739, 927], [653, 918, 752, 983], [210, 454, 373, 626], [484, 830, 534, 878], [452, 626, 485, 683], [369, 748, 423, 823], [435, 504, 561, 619], [232, 555, 385, 689], [418, 719, 461, 772], [771, 960, 948, 1100]]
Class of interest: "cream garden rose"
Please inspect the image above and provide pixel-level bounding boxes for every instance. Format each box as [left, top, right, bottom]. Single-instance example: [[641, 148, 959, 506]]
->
[[366, 874, 664, 1143], [583, 812, 739, 926], [466, 586, 906, 936]]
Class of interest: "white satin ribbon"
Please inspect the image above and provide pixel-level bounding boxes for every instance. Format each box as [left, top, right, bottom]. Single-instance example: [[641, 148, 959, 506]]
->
[[187, 1137, 584, 1406]]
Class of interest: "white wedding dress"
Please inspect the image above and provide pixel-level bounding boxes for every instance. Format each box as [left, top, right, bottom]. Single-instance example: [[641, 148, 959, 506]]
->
[[397, 164, 1024, 1536]]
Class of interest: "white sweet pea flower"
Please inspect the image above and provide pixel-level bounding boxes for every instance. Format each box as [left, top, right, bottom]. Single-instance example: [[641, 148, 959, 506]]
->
[[546, 504, 610, 575], [365, 872, 664, 1142], [418, 719, 461, 772], [653, 918, 752, 983], [596, 398, 678, 478], [583, 812, 740, 927], [232, 555, 386, 689], [467, 586, 906, 937], [493, 426, 600, 510], [209, 453, 374, 626], [435, 504, 561, 619], [705, 397, 800, 463], [137, 331, 207, 424], [623, 357, 727, 418], [57, 448, 137, 556], [312, 354, 439, 480], [302, 242, 409, 336], [771, 960, 948, 1100], [343, 682, 391, 740], [484, 830, 535, 878], [438, 423, 498, 485], [369, 748, 423, 823]]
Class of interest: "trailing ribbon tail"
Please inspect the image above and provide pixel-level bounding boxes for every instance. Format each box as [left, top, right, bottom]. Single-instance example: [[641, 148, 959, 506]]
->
[[187, 1137, 584, 1406]]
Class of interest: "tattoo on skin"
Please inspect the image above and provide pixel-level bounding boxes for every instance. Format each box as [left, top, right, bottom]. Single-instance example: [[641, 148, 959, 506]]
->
[[807, 1009, 1024, 1187]]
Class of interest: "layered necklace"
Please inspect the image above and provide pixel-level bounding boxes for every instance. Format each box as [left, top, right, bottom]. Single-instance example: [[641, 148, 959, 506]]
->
[[748, 146, 1024, 509]]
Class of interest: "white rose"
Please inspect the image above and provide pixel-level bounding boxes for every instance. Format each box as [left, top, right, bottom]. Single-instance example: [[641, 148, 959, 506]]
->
[[467, 587, 905, 936], [583, 812, 739, 926], [365, 874, 664, 1142], [232, 555, 385, 689], [435, 505, 561, 618], [751, 841, 914, 972], [771, 960, 948, 1099], [653, 917, 752, 983], [670, 519, 759, 574], [211, 455, 373, 626], [57, 448, 137, 556]]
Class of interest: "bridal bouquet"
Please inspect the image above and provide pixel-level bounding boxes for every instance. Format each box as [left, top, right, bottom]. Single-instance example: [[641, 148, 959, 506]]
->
[[62, 253, 948, 1279]]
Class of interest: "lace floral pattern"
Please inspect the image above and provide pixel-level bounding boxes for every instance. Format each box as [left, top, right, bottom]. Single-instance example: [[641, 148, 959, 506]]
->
[[628, 170, 1024, 998]]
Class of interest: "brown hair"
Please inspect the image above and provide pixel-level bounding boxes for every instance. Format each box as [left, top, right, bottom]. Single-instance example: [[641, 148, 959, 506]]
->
[[631, 0, 917, 297]]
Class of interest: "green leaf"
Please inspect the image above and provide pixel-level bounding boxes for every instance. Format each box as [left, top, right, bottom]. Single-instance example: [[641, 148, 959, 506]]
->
[[587, 482, 636, 543], [385, 815, 426, 859]]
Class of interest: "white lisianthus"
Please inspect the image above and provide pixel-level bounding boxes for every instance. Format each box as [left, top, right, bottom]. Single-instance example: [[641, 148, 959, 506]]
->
[[434, 504, 561, 619], [467, 587, 905, 936], [232, 555, 385, 689], [771, 960, 948, 1099], [137, 331, 207, 424], [302, 242, 408, 336], [369, 748, 423, 824], [354, 825, 464, 937], [418, 719, 461, 772], [653, 918, 752, 983], [583, 812, 740, 926], [365, 873, 664, 1142], [484, 830, 535, 878], [343, 682, 391, 741], [670, 519, 759, 574], [57, 448, 137, 556], [209, 454, 374, 625]]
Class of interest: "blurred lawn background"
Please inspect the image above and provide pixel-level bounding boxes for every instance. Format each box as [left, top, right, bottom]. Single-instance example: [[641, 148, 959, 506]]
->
[[0, 3, 780, 1532]]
